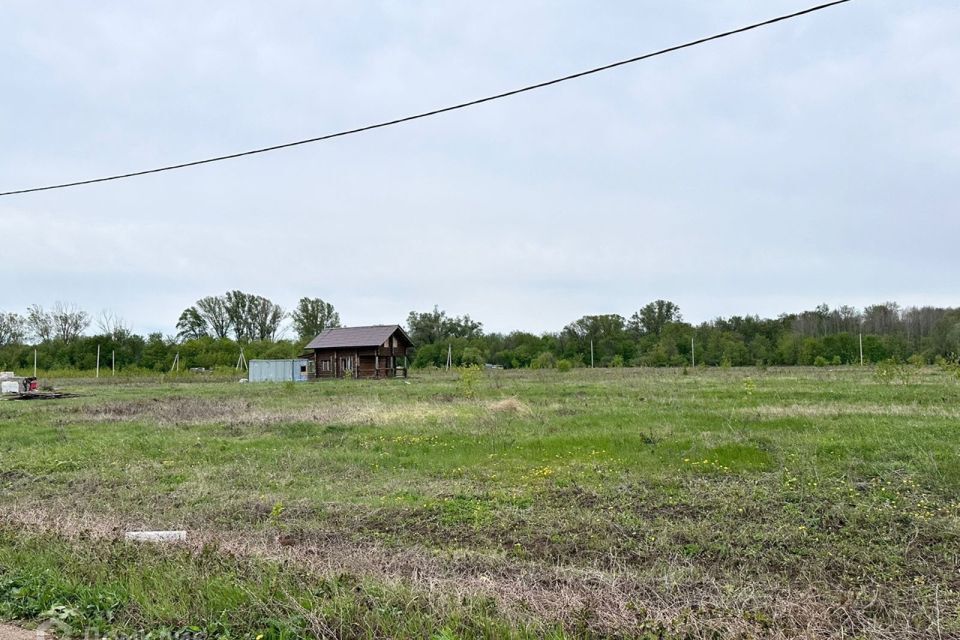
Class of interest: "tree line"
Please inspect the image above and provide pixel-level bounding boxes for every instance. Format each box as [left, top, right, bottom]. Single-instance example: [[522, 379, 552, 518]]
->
[[0, 293, 341, 372], [1, 295, 958, 372], [405, 301, 960, 369]]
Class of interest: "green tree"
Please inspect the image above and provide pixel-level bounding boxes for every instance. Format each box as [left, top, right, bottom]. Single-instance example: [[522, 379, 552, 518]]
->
[[222, 291, 285, 342], [0, 312, 26, 346], [561, 314, 633, 365], [176, 307, 208, 341], [225, 291, 254, 341], [248, 295, 286, 341], [629, 300, 682, 338], [141, 332, 171, 371], [530, 351, 557, 369], [461, 346, 485, 366], [195, 296, 231, 339], [406, 306, 483, 345], [291, 297, 340, 342], [25, 304, 53, 343]]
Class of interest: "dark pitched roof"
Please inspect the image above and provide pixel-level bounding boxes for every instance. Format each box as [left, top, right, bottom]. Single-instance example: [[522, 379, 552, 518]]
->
[[305, 325, 412, 350]]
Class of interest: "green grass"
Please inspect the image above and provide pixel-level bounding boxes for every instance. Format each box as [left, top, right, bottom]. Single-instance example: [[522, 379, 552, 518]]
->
[[1, 367, 959, 638]]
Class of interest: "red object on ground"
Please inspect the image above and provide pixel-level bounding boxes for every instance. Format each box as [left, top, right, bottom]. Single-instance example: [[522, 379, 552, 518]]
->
[[28, 380, 38, 391]]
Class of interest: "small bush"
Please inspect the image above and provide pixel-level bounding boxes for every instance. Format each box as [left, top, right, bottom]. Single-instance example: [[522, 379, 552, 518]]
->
[[556, 359, 572, 373], [814, 356, 829, 367], [610, 355, 625, 368], [874, 358, 896, 383], [936, 355, 960, 379], [874, 358, 917, 385], [456, 365, 483, 398], [269, 501, 287, 534], [461, 347, 485, 367], [530, 352, 556, 370]]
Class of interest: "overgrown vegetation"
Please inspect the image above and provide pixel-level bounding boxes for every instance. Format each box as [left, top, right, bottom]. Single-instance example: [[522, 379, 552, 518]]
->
[[1, 367, 958, 638], [0, 530, 558, 639]]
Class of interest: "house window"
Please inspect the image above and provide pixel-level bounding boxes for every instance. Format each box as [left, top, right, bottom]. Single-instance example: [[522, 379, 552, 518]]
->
[[320, 359, 330, 372]]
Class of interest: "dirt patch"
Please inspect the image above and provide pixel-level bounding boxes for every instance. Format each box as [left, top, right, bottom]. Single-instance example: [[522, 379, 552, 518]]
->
[[0, 624, 35, 640]]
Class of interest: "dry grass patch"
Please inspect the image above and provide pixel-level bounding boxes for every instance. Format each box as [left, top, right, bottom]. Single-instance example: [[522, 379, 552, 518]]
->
[[740, 402, 960, 419], [488, 397, 532, 416], [70, 396, 461, 428], [0, 509, 928, 639], [1, 505, 950, 639]]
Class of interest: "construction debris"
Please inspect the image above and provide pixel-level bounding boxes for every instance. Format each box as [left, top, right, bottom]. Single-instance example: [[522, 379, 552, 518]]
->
[[4, 391, 79, 401], [1, 372, 41, 395], [1, 372, 78, 400]]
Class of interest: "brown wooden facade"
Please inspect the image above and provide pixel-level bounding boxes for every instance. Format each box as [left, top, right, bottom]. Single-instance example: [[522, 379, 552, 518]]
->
[[304, 325, 412, 380]]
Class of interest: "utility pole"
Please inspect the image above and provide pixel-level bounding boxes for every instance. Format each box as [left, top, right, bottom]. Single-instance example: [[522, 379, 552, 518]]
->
[[446, 344, 452, 370], [691, 336, 695, 367], [859, 332, 864, 366], [112, 350, 116, 376], [590, 340, 594, 368], [96, 344, 100, 378], [33, 348, 37, 377]]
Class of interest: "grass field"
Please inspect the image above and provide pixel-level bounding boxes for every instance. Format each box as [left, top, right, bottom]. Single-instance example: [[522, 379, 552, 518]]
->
[[1, 367, 959, 639]]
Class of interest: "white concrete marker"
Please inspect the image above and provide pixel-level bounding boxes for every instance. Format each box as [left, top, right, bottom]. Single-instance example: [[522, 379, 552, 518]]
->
[[125, 530, 187, 543]]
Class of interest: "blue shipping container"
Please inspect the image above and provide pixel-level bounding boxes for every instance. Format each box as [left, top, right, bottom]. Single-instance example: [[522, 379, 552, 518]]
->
[[248, 359, 310, 383]]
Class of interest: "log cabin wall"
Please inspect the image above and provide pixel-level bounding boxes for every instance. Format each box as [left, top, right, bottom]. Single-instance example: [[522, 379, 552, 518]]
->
[[304, 325, 412, 380]]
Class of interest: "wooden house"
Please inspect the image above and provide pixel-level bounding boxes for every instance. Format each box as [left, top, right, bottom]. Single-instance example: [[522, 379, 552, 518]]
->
[[304, 325, 412, 379]]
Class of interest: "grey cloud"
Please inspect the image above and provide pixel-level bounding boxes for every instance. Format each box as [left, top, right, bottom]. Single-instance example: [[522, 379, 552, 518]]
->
[[0, 1, 956, 334]]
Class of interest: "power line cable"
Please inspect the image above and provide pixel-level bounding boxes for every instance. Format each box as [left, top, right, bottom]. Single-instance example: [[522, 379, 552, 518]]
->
[[0, 0, 854, 197]]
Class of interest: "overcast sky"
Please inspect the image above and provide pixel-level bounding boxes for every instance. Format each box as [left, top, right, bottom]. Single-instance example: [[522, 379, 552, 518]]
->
[[1, 1, 956, 336]]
